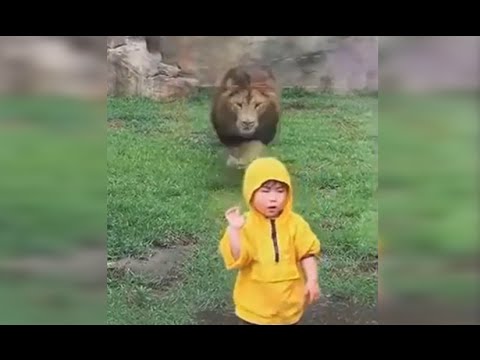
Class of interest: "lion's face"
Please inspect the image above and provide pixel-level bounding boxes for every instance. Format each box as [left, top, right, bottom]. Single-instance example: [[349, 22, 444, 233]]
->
[[227, 89, 270, 135]]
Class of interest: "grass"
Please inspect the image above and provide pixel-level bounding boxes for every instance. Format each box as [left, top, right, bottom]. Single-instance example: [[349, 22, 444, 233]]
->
[[379, 93, 479, 308], [107, 88, 378, 324], [0, 97, 105, 257], [0, 97, 105, 324]]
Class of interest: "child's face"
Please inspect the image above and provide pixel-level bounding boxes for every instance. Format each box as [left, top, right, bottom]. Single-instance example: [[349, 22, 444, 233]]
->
[[251, 180, 288, 218]]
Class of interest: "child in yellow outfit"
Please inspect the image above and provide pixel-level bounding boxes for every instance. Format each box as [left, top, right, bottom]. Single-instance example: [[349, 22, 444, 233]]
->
[[219, 157, 321, 325]]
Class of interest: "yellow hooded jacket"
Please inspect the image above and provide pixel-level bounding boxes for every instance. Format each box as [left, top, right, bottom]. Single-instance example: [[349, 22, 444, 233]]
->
[[219, 157, 321, 325]]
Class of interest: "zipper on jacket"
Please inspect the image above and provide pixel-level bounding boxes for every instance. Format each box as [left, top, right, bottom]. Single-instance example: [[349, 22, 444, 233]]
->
[[270, 219, 279, 263]]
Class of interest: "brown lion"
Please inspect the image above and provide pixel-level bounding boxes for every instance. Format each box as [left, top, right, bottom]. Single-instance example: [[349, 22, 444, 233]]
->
[[210, 64, 281, 169]]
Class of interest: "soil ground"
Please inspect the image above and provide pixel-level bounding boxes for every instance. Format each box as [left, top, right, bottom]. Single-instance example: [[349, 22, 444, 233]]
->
[[109, 246, 378, 325], [196, 300, 377, 325]]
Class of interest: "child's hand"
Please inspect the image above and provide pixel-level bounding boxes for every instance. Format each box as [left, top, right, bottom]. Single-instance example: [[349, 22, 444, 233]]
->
[[304, 280, 321, 304], [225, 206, 245, 229]]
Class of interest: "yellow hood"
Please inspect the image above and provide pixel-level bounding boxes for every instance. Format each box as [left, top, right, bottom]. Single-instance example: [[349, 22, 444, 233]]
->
[[242, 157, 293, 217]]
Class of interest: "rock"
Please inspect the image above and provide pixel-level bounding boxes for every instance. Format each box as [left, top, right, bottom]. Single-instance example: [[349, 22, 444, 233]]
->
[[107, 37, 199, 101], [158, 36, 378, 93], [63, 36, 106, 58], [107, 36, 127, 49], [144, 75, 199, 101], [145, 36, 163, 54]]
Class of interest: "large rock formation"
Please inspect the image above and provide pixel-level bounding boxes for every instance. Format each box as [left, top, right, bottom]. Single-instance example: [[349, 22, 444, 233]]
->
[[108, 36, 479, 101], [159, 36, 378, 93], [107, 36, 378, 100]]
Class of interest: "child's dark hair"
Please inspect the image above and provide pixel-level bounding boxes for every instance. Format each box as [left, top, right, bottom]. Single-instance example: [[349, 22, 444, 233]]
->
[[260, 180, 289, 190]]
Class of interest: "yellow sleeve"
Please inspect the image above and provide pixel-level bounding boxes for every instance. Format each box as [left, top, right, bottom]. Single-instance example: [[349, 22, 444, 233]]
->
[[218, 228, 252, 270], [294, 216, 321, 261]]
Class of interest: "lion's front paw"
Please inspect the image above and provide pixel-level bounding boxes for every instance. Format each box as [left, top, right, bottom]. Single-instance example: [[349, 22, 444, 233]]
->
[[226, 155, 239, 168]]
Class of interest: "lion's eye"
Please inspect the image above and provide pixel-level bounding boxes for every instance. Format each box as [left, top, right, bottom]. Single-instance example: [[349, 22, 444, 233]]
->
[[254, 103, 262, 109], [235, 102, 242, 107]]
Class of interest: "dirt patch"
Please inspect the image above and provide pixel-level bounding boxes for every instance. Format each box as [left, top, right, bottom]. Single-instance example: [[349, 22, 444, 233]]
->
[[301, 298, 377, 325], [0, 246, 106, 288], [196, 298, 377, 325], [283, 101, 337, 112], [108, 119, 125, 130], [379, 300, 480, 325], [152, 232, 198, 248], [107, 245, 192, 290], [284, 100, 311, 110], [358, 257, 378, 274]]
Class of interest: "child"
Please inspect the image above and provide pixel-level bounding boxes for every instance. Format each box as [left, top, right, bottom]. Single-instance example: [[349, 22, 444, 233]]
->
[[219, 157, 321, 325]]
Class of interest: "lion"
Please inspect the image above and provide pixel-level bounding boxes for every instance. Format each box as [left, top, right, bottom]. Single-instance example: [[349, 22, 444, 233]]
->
[[210, 64, 281, 169]]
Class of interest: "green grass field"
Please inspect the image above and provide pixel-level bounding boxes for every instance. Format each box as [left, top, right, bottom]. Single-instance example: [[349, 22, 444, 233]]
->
[[0, 97, 105, 324], [379, 93, 479, 311], [107, 89, 378, 325]]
